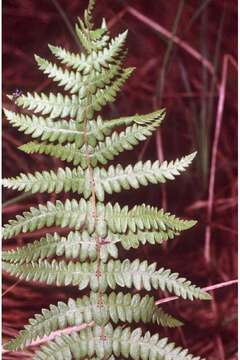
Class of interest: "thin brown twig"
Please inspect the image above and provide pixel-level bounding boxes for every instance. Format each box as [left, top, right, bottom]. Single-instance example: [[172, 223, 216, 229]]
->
[[126, 6, 215, 76], [108, 8, 127, 29], [50, 0, 82, 50], [154, 0, 185, 211], [2, 280, 22, 297], [204, 55, 237, 263]]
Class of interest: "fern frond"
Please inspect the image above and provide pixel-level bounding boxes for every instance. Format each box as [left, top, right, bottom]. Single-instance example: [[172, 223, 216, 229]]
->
[[75, 22, 110, 53], [19, 120, 161, 168], [3, 109, 83, 146], [2, 228, 180, 264], [3, 110, 110, 148], [35, 55, 82, 94], [2, 258, 211, 300], [13, 68, 134, 121], [2, 231, 118, 264], [48, 30, 128, 73], [3, 153, 196, 201], [75, 23, 93, 53], [114, 229, 179, 250], [2, 199, 90, 239], [3, 0, 210, 358], [33, 324, 205, 360], [35, 55, 122, 96], [2, 228, 182, 266], [105, 202, 197, 234], [152, 307, 183, 328], [4, 292, 181, 351], [2, 199, 196, 240], [48, 44, 86, 70], [3, 108, 165, 148], [106, 108, 166, 127], [84, 0, 96, 29], [95, 152, 196, 199], [3, 167, 87, 195]]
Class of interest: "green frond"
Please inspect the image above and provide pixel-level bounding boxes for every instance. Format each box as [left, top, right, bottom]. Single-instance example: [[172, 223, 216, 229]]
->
[[2, 228, 180, 264], [95, 152, 196, 199], [106, 108, 166, 127], [75, 22, 110, 53], [114, 229, 179, 250], [19, 120, 160, 168], [84, 0, 96, 30], [105, 202, 197, 234], [75, 23, 93, 53], [48, 44, 86, 70], [152, 307, 183, 328], [48, 30, 128, 73], [89, 24, 108, 42], [2, 166, 86, 195], [33, 324, 205, 360], [3, 109, 83, 146], [4, 292, 181, 351], [14, 92, 77, 119], [3, 153, 196, 201], [3, 109, 111, 148], [2, 199, 196, 240], [2, 231, 118, 264], [35, 54, 122, 96], [14, 68, 134, 121], [2, 199, 91, 240], [35, 55, 83, 94], [2, 258, 211, 300], [2, 0, 210, 358], [3, 108, 165, 148]]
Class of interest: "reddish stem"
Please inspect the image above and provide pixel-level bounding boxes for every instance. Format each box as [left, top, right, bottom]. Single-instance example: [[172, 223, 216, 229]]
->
[[155, 279, 237, 305], [204, 55, 237, 263]]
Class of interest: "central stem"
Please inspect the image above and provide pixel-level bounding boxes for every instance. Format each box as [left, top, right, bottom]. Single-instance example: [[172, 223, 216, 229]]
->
[[83, 97, 105, 339]]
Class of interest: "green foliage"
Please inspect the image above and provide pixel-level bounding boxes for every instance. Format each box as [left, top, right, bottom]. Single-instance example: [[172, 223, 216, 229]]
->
[[33, 324, 204, 360], [4, 292, 182, 351], [3, 152, 196, 200], [3, 258, 210, 299], [17, 118, 163, 168], [11, 67, 134, 122], [2, 199, 196, 239], [4, 108, 165, 147], [3, 1, 210, 359], [2, 231, 119, 263], [48, 30, 128, 72]]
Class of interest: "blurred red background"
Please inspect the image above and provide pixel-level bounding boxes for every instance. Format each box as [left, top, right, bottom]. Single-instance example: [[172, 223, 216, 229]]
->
[[2, 0, 237, 359]]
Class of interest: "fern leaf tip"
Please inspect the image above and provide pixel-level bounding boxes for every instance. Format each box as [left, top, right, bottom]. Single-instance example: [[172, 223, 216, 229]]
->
[[3, 107, 13, 119], [2, 178, 10, 188], [34, 54, 42, 64], [187, 219, 198, 229], [189, 151, 197, 161], [200, 291, 212, 300], [18, 142, 36, 154], [48, 43, 55, 51], [6, 94, 14, 101]]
